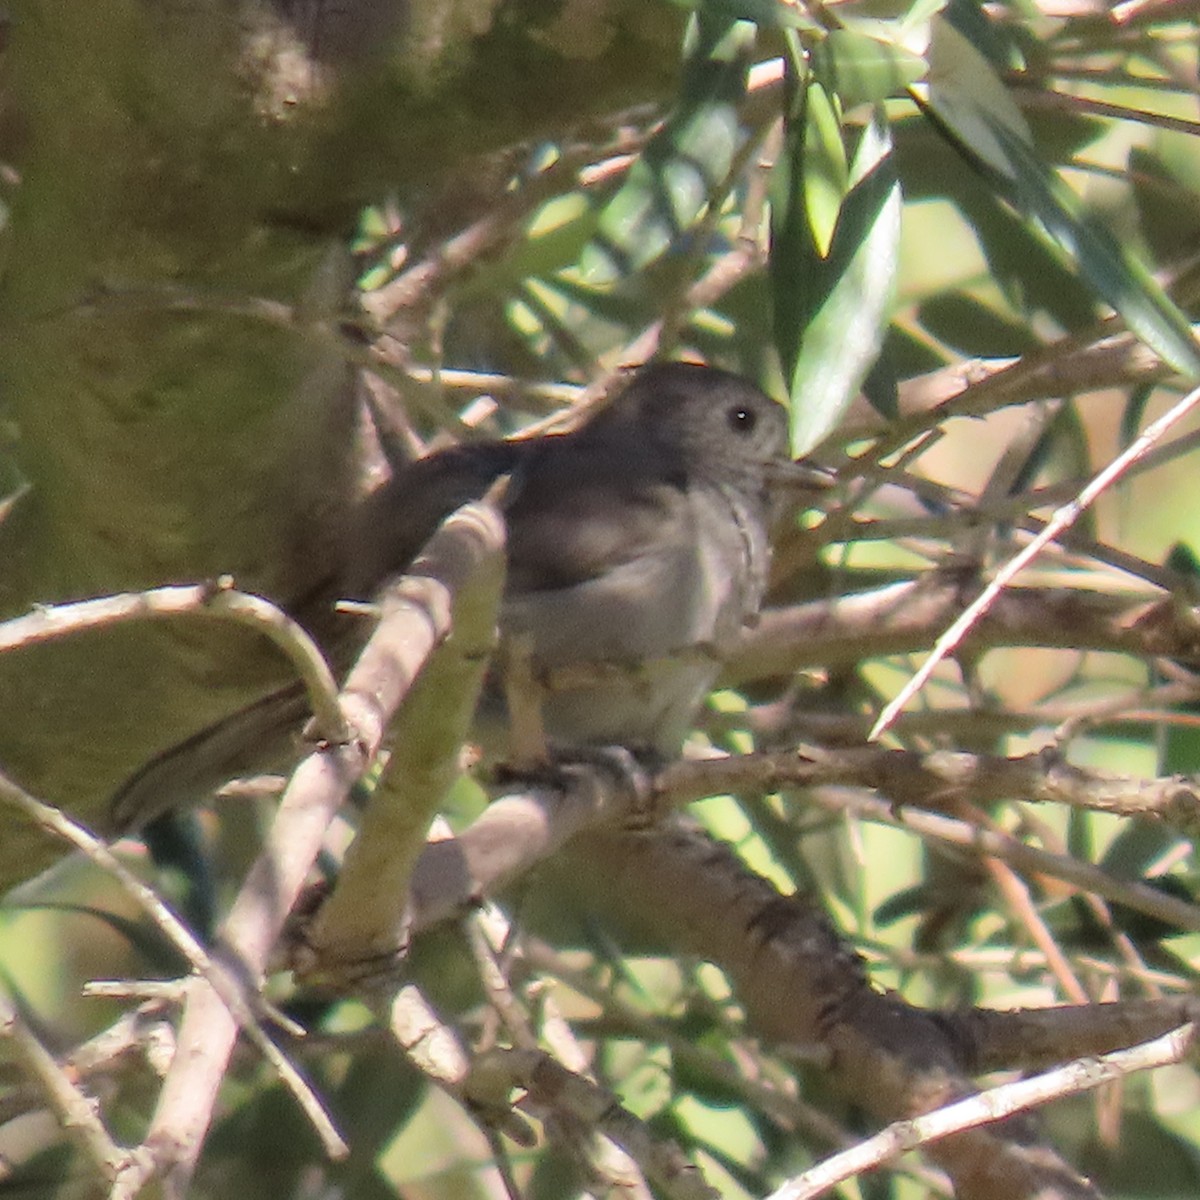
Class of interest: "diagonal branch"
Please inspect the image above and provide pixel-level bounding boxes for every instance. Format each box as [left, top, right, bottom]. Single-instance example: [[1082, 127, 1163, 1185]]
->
[[534, 824, 1102, 1200], [296, 497, 506, 982], [111, 496, 505, 1199], [870, 378, 1200, 738]]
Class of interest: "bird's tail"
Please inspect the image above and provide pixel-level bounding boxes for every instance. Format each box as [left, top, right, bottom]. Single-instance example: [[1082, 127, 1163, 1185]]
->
[[108, 683, 313, 834]]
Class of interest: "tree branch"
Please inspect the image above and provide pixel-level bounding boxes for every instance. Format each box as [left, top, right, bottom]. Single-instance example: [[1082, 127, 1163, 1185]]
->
[[113, 497, 504, 1197], [725, 578, 1200, 685]]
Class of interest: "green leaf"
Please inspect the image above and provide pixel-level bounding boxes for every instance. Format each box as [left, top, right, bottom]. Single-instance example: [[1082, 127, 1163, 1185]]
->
[[926, 15, 1031, 178], [810, 29, 926, 108], [467, 194, 601, 296], [905, 0, 951, 22], [802, 81, 848, 258], [918, 292, 1038, 357], [956, 189, 1099, 332], [921, 14, 1200, 378], [1120, 381, 1156, 449], [861, 343, 899, 418], [1130, 145, 1200, 269], [7, 901, 188, 970], [771, 99, 901, 455], [692, 0, 810, 29], [591, 15, 755, 278], [987, 117, 1200, 378]]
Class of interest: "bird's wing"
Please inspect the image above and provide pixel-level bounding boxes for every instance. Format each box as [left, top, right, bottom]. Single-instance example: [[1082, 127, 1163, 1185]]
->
[[347, 440, 527, 596], [503, 442, 691, 593]]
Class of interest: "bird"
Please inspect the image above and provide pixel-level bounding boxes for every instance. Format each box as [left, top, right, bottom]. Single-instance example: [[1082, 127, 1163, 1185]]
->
[[109, 361, 828, 831]]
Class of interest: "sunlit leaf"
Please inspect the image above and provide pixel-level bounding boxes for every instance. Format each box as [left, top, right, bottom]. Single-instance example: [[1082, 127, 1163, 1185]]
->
[[590, 15, 754, 279], [802, 81, 848, 258], [988, 118, 1200, 378], [905, 0, 951, 22], [810, 29, 926, 108], [771, 99, 900, 455], [925, 16, 1030, 177], [692, 0, 810, 28], [920, 12, 1200, 378]]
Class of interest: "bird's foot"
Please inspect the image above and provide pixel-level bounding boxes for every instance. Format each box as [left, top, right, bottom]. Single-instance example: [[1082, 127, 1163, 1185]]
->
[[490, 743, 662, 827]]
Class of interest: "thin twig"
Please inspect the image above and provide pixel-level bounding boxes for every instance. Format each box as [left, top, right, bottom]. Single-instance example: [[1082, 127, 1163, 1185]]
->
[[0, 581, 346, 742], [978, 850, 1090, 1004], [811, 786, 1200, 934], [521, 937, 875, 1145], [386, 982, 538, 1148], [0, 989, 132, 1182], [465, 911, 538, 1053], [870, 377, 1200, 740], [0, 769, 346, 1165], [406, 740, 1200, 939], [469, 1048, 718, 1200], [765, 1023, 1194, 1200]]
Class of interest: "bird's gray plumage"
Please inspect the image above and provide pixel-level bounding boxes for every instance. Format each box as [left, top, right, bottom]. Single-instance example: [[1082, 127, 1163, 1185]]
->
[[110, 362, 817, 830]]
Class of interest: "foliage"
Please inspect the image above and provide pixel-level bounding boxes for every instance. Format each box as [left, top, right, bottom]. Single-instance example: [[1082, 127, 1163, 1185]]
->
[[6, 1, 1200, 1198]]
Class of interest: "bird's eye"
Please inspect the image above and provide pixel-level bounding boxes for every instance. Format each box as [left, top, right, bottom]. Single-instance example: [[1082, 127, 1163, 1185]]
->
[[727, 405, 757, 434]]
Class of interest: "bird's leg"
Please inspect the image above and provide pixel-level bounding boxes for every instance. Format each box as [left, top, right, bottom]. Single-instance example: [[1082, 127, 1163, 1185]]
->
[[496, 632, 551, 771]]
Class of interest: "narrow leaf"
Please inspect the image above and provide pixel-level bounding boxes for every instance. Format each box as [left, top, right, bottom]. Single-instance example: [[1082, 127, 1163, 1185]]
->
[[803, 81, 849, 258], [988, 118, 1200, 379], [771, 103, 901, 456], [922, 13, 1200, 378], [926, 16, 1030, 177], [810, 29, 926, 108], [591, 16, 755, 278]]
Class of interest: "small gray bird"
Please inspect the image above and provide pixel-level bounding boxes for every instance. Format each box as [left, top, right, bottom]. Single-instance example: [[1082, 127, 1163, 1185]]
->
[[110, 362, 827, 829]]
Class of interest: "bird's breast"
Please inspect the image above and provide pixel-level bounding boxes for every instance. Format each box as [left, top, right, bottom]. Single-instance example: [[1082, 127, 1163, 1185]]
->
[[495, 482, 770, 751]]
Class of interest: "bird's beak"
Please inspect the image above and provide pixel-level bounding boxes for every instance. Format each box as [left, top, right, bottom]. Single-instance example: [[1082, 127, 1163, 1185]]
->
[[766, 458, 836, 492]]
